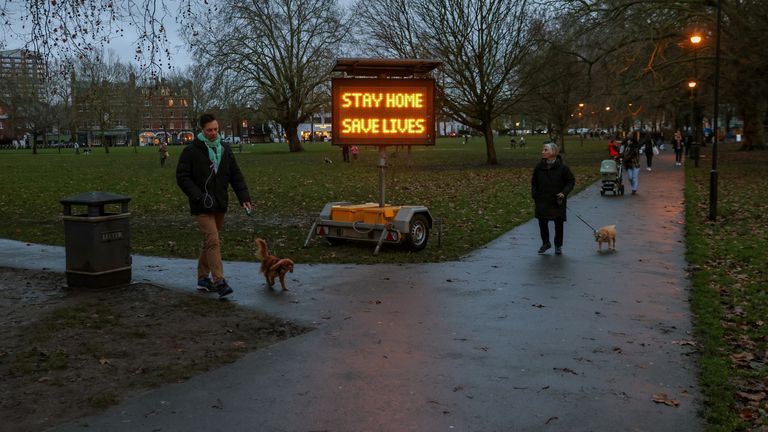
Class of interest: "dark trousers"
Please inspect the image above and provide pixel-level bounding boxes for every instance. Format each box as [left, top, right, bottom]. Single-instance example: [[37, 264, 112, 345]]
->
[[645, 153, 653, 168], [538, 218, 564, 247]]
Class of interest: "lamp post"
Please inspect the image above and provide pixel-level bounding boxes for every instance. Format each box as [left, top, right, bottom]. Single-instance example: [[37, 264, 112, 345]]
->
[[709, 0, 722, 221], [688, 80, 699, 167], [578, 103, 585, 146], [690, 34, 702, 149]]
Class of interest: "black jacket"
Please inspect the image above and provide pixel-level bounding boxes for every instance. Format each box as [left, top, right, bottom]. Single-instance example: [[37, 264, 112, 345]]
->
[[622, 138, 641, 169], [531, 155, 576, 220], [176, 138, 251, 215]]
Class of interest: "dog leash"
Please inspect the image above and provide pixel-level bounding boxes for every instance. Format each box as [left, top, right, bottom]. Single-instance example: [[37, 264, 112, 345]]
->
[[566, 205, 598, 233]]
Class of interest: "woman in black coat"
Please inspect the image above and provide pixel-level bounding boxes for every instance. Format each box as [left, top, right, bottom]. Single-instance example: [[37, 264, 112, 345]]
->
[[642, 132, 655, 171], [531, 143, 576, 255]]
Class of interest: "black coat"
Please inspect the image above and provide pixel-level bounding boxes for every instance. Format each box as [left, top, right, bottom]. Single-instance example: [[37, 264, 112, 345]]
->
[[531, 156, 576, 220], [176, 138, 251, 215]]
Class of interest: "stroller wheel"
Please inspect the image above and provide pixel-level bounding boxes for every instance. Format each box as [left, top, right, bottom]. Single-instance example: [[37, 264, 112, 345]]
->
[[600, 190, 605, 196], [619, 184, 625, 195]]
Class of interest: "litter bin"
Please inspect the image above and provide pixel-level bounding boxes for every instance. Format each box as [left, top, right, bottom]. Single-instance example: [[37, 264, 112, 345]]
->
[[61, 192, 132, 288]]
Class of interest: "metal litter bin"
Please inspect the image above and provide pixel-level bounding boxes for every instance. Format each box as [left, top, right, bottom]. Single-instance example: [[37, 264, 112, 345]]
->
[[61, 192, 132, 288]]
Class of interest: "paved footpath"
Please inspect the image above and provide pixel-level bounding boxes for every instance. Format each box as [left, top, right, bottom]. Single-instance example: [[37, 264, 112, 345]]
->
[[1, 151, 703, 431]]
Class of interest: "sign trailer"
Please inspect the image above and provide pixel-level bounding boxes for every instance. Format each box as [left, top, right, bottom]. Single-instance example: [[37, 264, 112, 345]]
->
[[305, 58, 442, 254]]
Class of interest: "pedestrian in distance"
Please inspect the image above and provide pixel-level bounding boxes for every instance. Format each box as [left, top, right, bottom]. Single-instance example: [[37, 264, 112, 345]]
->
[[159, 141, 169, 168], [351, 145, 359, 161], [342, 144, 350, 162], [608, 138, 620, 159], [642, 132, 655, 171], [531, 142, 576, 255], [673, 129, 684, 166], [622, 134, 642, 194], [176, 113, 253, 298]]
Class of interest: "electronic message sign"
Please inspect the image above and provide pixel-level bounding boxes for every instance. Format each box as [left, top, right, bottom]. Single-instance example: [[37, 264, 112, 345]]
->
[[332, 78, 435, 146]]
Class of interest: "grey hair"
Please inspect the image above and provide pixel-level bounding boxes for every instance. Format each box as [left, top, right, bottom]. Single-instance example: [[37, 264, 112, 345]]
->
[[544, 142, 559, 155]]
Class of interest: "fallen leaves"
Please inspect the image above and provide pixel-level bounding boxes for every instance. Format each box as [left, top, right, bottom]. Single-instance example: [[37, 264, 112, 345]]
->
[[736, 391, 766, 402], [731, 352, 755, 366]]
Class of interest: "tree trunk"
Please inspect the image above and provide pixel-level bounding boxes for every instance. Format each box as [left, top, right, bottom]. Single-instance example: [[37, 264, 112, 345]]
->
[[283, 122, 305, 152], [483, 124, 497, 165], [740, 100, 766, 151], [554, 119, 567, 154]]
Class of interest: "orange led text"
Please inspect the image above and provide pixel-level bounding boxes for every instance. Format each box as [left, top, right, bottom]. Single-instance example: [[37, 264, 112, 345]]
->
[[341, 118, 426, 134], [341, 92, 424, 108]]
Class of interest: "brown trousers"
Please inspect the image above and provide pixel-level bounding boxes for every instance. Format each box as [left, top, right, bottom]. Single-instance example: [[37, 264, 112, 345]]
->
[[196, 213, 225, 283]]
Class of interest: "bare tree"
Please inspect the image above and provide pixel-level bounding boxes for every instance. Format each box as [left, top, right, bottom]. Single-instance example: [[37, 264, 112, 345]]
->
[[560, 0, 768, 150], [356, 0, 539, 164], [0, 52, 59, 153], [187, 0, 350, 152], [0, 0, 186, 77], [72, 51, 130, 153]]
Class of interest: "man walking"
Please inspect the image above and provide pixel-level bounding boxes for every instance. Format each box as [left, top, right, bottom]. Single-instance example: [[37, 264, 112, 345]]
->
[[176, 113, 253, 297]]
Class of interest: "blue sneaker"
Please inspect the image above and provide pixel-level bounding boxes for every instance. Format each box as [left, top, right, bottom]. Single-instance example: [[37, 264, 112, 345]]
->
[[197, 277, 214, 292], [214, 279, 233, 298]]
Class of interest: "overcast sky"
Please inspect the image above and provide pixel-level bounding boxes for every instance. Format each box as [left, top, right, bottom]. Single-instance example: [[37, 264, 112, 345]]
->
[[1, 3, 193, 72], [2, 0, 356, 73]]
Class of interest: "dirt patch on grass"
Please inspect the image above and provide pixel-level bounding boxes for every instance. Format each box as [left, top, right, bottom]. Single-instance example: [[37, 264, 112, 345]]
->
[[0, 267, 310, 432]]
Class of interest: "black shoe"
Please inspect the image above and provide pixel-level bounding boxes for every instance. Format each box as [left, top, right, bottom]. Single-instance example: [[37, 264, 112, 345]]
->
[[538, 243, 551, 254], [214, 279, 234, 297], [555, 246, 562, 255], [197, 277, 214, 292]]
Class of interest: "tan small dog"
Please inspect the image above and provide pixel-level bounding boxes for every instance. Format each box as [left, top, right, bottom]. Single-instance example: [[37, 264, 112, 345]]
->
[[255, 238, 294, 291], [594, 224, 617, 252]]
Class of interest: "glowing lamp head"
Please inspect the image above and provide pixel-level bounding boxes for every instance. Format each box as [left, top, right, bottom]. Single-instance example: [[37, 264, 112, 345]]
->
[[688, 81, 697, 88], [690, 35, 702, 44]]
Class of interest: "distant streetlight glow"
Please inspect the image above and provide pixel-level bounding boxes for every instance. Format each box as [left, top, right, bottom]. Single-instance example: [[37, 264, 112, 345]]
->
[[688, 81, 697, 88], [690, 35, 702, 44]]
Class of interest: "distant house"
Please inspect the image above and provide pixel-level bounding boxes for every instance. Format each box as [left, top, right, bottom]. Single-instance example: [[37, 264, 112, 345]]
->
[[72, 75, 193, 146]]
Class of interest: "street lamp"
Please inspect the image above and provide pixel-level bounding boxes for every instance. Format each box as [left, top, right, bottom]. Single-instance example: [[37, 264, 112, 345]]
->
[[710, 0, 722, 221]]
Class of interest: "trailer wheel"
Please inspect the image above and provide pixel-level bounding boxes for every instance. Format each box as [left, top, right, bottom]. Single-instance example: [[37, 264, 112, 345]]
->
[[405, 214, 430, 251]]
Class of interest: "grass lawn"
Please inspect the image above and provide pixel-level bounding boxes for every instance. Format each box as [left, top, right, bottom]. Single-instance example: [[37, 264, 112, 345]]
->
[[685, 145, 768, 430], [0, 135, 602, 264]]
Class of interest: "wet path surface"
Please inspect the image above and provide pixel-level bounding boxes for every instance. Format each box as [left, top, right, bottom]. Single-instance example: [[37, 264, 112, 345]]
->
[[1, 152, 702, 431]]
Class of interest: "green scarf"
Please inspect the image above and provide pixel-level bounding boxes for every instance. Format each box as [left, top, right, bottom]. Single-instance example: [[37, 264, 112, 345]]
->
[[197, 132, 222, 171]]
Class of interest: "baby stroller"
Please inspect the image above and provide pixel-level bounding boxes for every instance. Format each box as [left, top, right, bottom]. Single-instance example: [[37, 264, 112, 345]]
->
[[600, 158, 624, 196]]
